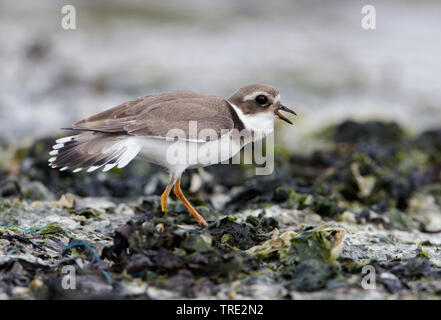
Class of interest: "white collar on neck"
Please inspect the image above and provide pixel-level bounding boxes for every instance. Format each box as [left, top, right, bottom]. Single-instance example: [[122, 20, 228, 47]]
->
[[227, 101, 275, 134]]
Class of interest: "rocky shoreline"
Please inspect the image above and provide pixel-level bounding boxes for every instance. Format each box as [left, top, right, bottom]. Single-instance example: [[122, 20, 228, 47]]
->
[[1, 120, 440, 299]]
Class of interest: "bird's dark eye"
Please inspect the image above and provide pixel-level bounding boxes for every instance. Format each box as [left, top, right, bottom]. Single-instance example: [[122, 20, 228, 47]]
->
[[255, 95, 268, 105]]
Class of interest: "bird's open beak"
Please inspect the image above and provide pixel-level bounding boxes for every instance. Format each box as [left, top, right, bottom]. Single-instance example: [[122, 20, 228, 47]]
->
[[274, 104, 297, 124]]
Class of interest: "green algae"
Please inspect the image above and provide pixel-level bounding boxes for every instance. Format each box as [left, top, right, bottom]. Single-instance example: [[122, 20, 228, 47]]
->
[[246, 230, 297, 260], [69, 208, 100, 218], [208, 216, 274, 251], [221, 233, 234, 245], [272, 186, 341, 217], [384, 209, 420, 231], [37, 222, 67, 236], [181, 234, 212, 253], [273, 187, 308, 209], [290, 226, 346, 262], [416, 242, 430, 260]]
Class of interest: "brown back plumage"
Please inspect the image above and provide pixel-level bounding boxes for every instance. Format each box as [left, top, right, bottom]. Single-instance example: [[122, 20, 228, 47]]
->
[[71, 90, 244, 140]]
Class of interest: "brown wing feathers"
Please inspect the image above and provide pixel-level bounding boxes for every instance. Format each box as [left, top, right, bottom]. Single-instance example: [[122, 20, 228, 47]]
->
[[71, 94, 236, 140], [49, 90, 240, 172]]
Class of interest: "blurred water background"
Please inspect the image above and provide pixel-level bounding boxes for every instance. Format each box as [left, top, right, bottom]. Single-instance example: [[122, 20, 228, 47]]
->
[[1, 0, 440, 153]]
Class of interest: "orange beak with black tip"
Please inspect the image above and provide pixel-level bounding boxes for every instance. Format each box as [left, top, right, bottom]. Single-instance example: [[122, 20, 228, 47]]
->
[[274, 104, 297, 124]]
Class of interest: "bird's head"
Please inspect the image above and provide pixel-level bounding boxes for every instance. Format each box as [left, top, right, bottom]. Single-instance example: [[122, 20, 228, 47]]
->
[[227, 84, 296, 130]]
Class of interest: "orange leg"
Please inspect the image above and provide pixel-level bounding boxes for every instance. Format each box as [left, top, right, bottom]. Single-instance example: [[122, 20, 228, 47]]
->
[[173, 178, 208, 226], [160, 184, 172, 212]]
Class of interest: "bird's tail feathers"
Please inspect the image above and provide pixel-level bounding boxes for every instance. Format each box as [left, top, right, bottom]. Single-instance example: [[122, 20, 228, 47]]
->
[[48, 132, 141, 173]]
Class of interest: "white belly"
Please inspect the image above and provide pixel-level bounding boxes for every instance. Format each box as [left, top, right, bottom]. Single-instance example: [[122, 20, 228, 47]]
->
[[136, 131, 243, 171]]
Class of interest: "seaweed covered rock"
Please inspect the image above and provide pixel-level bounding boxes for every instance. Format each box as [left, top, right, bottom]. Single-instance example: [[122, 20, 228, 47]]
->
[[282, 259, 340, 292], [208, 216, 275, 250], [2, 119, 441, 299], [101, 214, 265, 289], [333, 120, 405, 145], [289, 226, 345, 262]]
